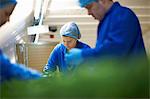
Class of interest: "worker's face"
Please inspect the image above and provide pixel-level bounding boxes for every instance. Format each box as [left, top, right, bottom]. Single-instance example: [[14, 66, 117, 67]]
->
[[0, 4, 16, 27], [85, 1, 106, 21], [62, 36, 77, 50]]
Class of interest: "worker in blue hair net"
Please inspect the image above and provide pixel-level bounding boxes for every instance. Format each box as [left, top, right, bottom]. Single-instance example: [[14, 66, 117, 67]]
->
[[0, 0, 42, 83], [43, 22, 90, 74], [65, 0, 147, 65]]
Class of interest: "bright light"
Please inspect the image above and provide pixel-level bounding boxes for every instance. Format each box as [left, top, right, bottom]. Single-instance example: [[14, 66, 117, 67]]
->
[[49, 0, 80, 10]]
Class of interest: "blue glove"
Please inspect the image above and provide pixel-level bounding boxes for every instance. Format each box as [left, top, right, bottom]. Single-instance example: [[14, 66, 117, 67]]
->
[[65, 48, 83, 66], [11, 64, 42, 80]]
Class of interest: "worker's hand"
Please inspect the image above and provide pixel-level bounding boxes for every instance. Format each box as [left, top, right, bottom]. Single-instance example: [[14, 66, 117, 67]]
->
[[65, 48, 83, 66], [42, 70, 54, 78], [12, 64, 42, 80]]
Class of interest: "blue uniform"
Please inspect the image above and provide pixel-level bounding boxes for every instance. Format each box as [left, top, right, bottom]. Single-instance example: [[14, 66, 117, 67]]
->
[[82, 2, 147, 58], [44, 41, 90, 73], [0, 50, 42, 83]]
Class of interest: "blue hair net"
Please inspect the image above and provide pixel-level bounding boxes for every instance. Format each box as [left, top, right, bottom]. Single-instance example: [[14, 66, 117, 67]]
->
[[78, 0, 98, 7], [0, 0, 17, 8], [60, 22, 81, 40]]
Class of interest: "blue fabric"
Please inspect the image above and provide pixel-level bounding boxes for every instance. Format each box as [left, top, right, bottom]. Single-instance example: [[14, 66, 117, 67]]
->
[[44, 41, 90, 73], [0, 49, 42, 83], [82, 2, 147, 59], [78, 0, 97, 7], [65, 48, 83, 66], [0, 0, 17, 8]]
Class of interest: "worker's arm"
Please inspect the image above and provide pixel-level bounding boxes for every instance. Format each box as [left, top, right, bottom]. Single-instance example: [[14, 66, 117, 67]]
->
[[0, 52, 42, 83], [43, 45, 59, 72], [65, 9, 143, 65], [82, 10, 141, 58]]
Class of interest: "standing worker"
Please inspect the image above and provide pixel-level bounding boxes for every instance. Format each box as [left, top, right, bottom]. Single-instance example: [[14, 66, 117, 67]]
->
[[65, 0, 147, 65]]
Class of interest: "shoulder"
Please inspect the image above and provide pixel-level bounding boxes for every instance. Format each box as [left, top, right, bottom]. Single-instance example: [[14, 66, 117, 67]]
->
[[113, 3, 138, 22], [109, 4, 139, 28], [53, 43, 66, 51], [77, 41, 90, 49]]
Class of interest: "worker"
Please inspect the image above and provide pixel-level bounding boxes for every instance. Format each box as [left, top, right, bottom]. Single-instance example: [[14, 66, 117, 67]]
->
[[65, 0, 147, 65], [0, 0, 16, 27], [43, 22, 90, 74], [0, 0, 42, 83]]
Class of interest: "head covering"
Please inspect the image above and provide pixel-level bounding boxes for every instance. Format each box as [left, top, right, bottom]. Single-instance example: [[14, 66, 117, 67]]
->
[[60, 22, 81, 40], [0, 0, 17, 8], [78, 0, 98, 7]]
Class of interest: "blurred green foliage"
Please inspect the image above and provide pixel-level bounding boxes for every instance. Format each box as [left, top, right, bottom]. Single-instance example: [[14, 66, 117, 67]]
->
[[1, 56, 149, 99]]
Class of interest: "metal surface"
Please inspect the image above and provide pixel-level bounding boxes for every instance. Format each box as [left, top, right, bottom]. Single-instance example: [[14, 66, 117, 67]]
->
[[16, 42, 59, 71]]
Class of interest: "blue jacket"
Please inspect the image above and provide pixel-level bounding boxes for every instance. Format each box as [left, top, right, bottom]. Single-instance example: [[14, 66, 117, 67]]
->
[[82, 2, 147, 58], [44, 41, 90, 73], [0, 50, 41, 83]]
